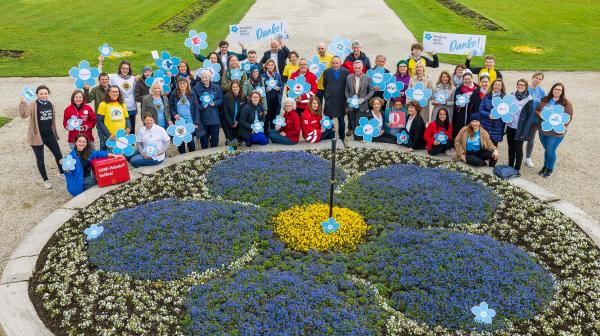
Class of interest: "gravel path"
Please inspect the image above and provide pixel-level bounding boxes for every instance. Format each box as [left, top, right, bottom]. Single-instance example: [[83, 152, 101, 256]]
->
[[0, 0, 598, 275]]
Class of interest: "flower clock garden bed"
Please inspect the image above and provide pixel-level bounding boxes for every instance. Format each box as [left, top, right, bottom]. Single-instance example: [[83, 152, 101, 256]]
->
[[30, 149, 600, 335]]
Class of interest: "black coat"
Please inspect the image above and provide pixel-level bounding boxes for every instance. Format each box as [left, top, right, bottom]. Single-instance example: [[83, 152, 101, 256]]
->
[[260, 45, 290, 74], [222, 94, 245, 128], [452, 85, 482, 139], [238, 102, 266, 140], [322, 67, 350, 118], [405, 113, 426, 150]]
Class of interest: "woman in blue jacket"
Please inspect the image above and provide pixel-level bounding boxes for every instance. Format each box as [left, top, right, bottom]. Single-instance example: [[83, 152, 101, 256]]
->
[[479, 79, 506, 146], [64, 134, 121, 196], [169, 77, 205, 153], [193, 69, 223, 149]]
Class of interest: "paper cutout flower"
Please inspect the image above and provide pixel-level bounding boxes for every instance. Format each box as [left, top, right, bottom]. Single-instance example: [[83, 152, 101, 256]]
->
[[456, 94, 470, 107], [266, 77, 278, 91], [383, 80, 405, 101], [21, 86, 37, 103], [61, 154, 76, 171], [321, 116, 333, 129], [347, 95, 360, 108], [434, 131, 448, 144], [240, 61, 252, 73], [201, 60, 221, 83], [155, 51, 181, 76], [105, 128, 136, 156], [541, 104, 570, 134], [435, 91, 449, 104], [200, 92, 214, 107], [273, 115, 286, 128], [406, 82, 432, 107], [328, 36, 352, 58], [98, 43, 113, 57], [254, 86, 266, 98], [68, 60, 100, 89], [66, 115, 83, 131], [471, 302, 496, 324], [230, 69, 243, 81], [308, 55, 326, 80], [286, 75, 311, 98], [184, 30, 208, 54], [143, 144, 159, 160], [321, 217, 340, 234], [354, 117, 381, 142], [491, 95, 518, 123], [167, 119, 195, 146], [396, 130, 410, 145], [366, 67, 393, 91], [145, 70, 172, 94], [84, 224, 104, 241], [251, 118, 264, 134]]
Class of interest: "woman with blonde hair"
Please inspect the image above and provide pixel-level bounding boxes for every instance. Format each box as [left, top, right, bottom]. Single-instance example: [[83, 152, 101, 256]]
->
[[408, 62, 433, 122]]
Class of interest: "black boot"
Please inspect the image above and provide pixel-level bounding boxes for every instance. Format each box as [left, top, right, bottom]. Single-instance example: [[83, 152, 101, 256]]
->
[[543, 169, 553, 178], [538, 167, 547, 176]]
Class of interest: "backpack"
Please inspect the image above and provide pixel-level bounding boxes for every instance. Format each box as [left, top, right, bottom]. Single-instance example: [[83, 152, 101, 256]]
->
[[493, 165, 520, 179]]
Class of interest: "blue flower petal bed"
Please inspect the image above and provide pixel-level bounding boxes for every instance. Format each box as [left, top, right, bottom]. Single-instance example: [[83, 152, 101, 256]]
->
[[30, 149, 600, 336], [88, 199, 269, 280], [338, 164, 500, 228], [206, 151, 347, 214], [350, 227, 555, 331]]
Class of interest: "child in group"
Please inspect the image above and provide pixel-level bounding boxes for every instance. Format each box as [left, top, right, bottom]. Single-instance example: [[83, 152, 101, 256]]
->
[[19, 85, 64, 189], [465, 54, 503, 83], [525, 72, 546, 167], [406, 42, 439, 77]]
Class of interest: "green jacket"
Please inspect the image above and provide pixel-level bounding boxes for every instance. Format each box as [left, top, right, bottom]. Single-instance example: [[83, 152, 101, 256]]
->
[[84, 85, 109, 112]]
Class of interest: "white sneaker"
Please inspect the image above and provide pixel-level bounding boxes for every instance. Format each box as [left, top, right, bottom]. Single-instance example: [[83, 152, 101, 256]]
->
[[525, 158, 534, 168], [43, 180, 52, 189]]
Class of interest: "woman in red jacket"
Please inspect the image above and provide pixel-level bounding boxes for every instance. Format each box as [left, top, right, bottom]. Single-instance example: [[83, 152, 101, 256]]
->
[[424, 107, 453, 155], [63, 90, 97, 148], [289, 58, 318, 116], [301, 96, 334, 143], [269, 97, 301, 145]]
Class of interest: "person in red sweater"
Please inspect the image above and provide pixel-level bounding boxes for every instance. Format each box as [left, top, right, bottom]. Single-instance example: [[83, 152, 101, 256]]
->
[[301, 96, 335, 143], [288, 58, 318, 116], [63, 90, 97, 148], [269, 98, 301, 145], [424, 107, 453, 156]]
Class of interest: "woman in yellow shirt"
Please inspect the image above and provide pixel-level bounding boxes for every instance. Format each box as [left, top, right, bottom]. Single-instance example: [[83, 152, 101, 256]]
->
[[96, 85, 131, 150], [282, 51, 300, 84]]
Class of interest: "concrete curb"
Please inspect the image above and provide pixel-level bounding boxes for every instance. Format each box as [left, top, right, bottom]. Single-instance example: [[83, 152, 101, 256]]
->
[[1, 140, 598, 336]]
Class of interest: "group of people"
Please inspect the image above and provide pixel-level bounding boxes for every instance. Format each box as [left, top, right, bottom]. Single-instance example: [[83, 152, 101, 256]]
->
[[19, 38, 573, 195]]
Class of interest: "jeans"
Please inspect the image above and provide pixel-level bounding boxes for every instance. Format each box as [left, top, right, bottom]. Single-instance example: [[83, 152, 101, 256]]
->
[[129, 151, 164, 168], [178, 135, 196, 154], [31, 133, 63, 181], [269, 131, 297, 145], [128, 110, 137, 134], [83, 175, 97, 190], [539, 133, 564, 170], [506, 127, 524, 170], [319, 128, 335, 141], [200, 124, 220, 149], [250, 132, 269, 145], [526, 127, 537, 158], [98, 132, 108, 151], [466, 149, 496, 167]]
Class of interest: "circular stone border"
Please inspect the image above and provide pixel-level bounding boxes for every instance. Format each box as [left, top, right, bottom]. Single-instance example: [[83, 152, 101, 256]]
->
[[1, 141, 599, 336]]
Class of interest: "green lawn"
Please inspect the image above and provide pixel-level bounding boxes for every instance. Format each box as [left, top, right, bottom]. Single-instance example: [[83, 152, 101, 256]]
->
[[0, 0, 255, 77], [0, 116, 11, 128], [384, 0, 600, 71]]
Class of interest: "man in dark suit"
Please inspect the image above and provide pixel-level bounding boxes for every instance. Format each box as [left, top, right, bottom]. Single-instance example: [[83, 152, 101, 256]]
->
[[323, 56, 350, 140], [194, 40, 247, 70], [260, 38, 290, 74], [345, 60, 374, 139]]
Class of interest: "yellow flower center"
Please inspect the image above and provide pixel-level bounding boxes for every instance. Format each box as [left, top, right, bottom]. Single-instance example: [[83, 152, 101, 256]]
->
[[273, 204, 368, 252]]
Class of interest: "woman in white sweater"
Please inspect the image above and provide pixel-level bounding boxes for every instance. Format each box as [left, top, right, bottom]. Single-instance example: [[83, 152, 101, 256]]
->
[[98, 56, 137, 132]]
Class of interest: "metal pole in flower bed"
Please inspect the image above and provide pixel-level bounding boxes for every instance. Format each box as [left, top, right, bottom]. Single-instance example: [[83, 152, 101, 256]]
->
[[329, 139, 337, 218]]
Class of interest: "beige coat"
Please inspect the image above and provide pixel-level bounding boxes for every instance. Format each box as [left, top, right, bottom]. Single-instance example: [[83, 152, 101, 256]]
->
[[454, 125, 496, 160], [19, 101, 59, 146]]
